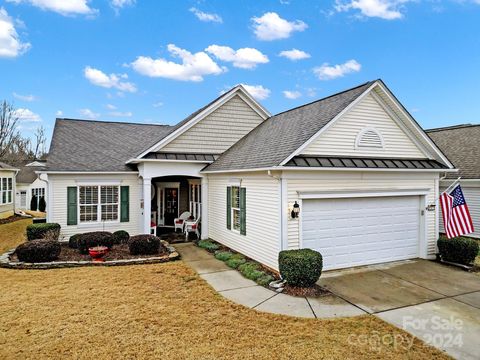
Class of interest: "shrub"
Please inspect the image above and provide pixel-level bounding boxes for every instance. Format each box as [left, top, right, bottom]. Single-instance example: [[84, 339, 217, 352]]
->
[[279, 249, 323, 287], [198, 240, 220, 252], [112, 230, 130, 245], [214, 251, 233, 261], [15, 240, 61, 263], [225, 253, 246, 269], [256, 274, 274, 287], [437, 235, 479, 265], [68, 234, 82, 249], [26, 223, 61, 241], [30, 195, 38, 211], [128, 234, 162, 255], [77, 232, 114, 254], [38, 196, 46, 212], [238, 262, 264, 281]]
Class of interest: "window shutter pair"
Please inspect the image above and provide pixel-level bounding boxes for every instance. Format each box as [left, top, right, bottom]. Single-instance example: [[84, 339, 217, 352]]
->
[[66, 185, 129, 225], [225, 186, 246, 235]]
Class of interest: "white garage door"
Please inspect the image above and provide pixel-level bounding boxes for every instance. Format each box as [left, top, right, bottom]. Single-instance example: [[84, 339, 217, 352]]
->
[[302, 196, 420, 270]]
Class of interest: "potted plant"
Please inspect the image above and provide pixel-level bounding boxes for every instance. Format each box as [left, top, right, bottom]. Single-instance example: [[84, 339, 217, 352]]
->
[[88, 246, 109, 262]]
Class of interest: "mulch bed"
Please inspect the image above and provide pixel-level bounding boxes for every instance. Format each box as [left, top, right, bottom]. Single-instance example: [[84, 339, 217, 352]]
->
[[10, 243, 169, 262], [281, 284, 330, 298], [0, 215, 30, 226]]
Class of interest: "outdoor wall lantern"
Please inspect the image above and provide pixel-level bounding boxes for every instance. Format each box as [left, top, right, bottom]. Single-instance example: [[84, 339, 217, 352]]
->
[[291, 201, 300, 219]]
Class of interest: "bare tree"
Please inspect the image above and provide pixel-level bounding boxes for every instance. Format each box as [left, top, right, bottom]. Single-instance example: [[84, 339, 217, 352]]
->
[[33, 126, 47, 159], [0, 100, 20, 158]]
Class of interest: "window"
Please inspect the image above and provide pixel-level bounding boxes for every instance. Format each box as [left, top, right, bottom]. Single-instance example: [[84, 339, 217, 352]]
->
[[78, 185, 119, 223], [231, 186, 240, 231], [0, 177, 13, 205], [31, 187, 45, 199]]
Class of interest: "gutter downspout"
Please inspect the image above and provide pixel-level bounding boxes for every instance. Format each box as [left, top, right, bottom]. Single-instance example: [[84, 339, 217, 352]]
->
[[268, 170, 286, 252], [38, 172, 50, 222]]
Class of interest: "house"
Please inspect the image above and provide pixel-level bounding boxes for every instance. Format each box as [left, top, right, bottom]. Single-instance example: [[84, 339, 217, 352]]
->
[[41, 80, 456, 270], [427, 124, 480, 238], [14, 161, 47, 211], [0, 162, 17, 219]]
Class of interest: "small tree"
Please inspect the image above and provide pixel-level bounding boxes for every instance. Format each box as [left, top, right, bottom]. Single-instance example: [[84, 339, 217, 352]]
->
[[30, 195, 38, 211], [38, 196, 46, 212]]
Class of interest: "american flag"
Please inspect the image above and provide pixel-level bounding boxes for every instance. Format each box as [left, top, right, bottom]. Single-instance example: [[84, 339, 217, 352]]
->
[[440, 185, 474, 239]]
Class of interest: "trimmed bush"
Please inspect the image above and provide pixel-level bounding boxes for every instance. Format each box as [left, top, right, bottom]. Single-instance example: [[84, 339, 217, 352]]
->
[[256, 274, 274, 287], [30, 195, 38, 211], [214, 251, 233, 261], [128, 234, 162, 255], [238, 262, 264, 281], [279, 249, 323, 287], [225, 253, 246, 269], [38, 196, 46, 212], [437, 235, 479, 265], [112, 230, 130, 245], [26, 223, 61, 241], [15, 240, 61, 263], [77, 232, 114, 254], [198, 240, 220, 252], [68, 234, 82, 249]]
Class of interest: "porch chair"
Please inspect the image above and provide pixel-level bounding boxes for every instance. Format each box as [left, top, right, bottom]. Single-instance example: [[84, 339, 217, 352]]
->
[[185, 217, 201, 241], [174, 211, 191, 233]]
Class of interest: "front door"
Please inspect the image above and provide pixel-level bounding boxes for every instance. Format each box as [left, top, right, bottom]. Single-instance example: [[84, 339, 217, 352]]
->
[[164, 188, 178, 226]]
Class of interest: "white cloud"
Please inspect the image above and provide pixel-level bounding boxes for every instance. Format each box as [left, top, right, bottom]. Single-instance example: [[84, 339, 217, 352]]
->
[[131, 44, 225, 82], [110, 0, 135, 9], [251, 12, 307, 41], [189, 7, 223, 23], [14, 108, 41, 122], [6, 0, 97, 16], [279, 49, 311, 61], [106, 104, 117, 110], [109, 111, 132, 117], [153, 102, 163, 108], [55, 110, 63, 116], [84, 66, 137, 93], [283, 90, 302, 99], [205, 45, 269, 69], [241, 84, 271, 100], [313, 59, 361, 80], [13, 92, 36, 101], [79, 108, 99, 119], [0, 8, 30, 58], [335, 0, 410, 20]]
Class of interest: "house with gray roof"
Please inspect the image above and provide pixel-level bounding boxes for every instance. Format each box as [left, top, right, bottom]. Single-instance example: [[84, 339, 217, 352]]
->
[[0, 161, 18, 219], [41, 80, 456, 270], [427, 124, 480, 238], [13, 160, 47, 211]]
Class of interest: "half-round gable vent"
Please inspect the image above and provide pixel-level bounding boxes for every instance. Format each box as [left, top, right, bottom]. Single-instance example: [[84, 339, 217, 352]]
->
[[355, 127, 384, 149]]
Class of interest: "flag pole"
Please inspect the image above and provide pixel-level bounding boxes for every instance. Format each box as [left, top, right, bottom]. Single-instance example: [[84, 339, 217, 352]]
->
[[442, 176, 462, 195]]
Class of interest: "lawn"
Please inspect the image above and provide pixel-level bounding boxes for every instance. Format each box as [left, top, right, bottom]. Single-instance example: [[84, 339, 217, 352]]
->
[[0, 222, 448, 359], [0, 218, 32, 253]]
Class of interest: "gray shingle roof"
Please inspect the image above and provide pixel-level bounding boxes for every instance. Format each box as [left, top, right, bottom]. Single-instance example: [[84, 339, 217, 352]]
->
[[46, 119, 173, 172], [0, 161, 16, 170], [204, 81, 375, 172], [426, 124, 480, 179]]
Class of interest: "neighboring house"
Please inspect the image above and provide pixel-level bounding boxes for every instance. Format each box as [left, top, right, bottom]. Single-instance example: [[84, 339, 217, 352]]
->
[[427, 124, 480, 238], [0, 162, 17, 219], [41, 80, 456, 270], [15, 161, 47, 211]]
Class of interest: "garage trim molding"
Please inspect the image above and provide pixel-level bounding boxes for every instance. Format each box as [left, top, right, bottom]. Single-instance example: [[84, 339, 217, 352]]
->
[[296, 189, 430, 262]]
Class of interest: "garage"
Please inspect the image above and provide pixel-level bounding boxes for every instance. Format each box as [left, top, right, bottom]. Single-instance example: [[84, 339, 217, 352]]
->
[[302, 195, 421, 270]]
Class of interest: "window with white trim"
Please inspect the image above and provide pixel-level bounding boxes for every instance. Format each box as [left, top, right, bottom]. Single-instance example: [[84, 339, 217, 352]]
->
[[231, 186, 240, 231], [0, 177, 13, 205], [79, 185, 119, 223], [31, 187, 45, 199]]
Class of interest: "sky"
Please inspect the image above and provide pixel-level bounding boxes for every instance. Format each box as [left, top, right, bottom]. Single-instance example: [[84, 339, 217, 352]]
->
[[1, 0, 480, 147]]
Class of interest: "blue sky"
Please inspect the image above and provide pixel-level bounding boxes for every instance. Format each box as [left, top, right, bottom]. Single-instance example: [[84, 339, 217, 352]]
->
[[1, 0, 479, 146]]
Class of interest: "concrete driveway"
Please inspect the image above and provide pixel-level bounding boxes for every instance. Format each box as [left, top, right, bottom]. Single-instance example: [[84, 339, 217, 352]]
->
[[319, 260, 480, 359]]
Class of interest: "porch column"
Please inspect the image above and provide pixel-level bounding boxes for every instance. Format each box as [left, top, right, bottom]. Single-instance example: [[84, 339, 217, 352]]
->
[[143, 177, 152, 234], [201, 176, 209, 240]]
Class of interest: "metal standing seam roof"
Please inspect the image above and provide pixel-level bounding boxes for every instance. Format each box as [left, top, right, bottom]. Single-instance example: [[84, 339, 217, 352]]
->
[[143, 152, 220, 162]]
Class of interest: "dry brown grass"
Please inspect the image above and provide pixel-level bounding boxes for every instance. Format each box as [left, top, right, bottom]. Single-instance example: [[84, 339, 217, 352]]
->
[[0, 262, 449, 360], [24, 210, 46, 218], [0, 218, 31, 253]]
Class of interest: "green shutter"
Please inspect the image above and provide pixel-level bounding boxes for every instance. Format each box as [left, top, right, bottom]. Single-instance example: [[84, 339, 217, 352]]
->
[[240, 187, 246, 236], [120, 186, 129, 222], [67, 187, 77, 225], [226, 187, 231, 230]]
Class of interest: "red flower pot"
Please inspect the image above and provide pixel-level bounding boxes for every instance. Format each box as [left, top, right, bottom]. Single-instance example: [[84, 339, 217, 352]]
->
[[88, 246, 109, 262]]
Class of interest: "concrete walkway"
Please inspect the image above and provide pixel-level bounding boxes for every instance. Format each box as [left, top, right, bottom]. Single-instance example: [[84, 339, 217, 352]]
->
[[175, 243, 366, 319]]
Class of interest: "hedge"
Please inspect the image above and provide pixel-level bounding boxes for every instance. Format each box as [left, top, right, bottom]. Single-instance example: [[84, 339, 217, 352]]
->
[[278, 249, 323, 287], [15, 240, 61, 263], [128, 234, 162, 255], [26, 223, 61, 241], [77, 232, 114, 254], [112, 230, 130, 245], [437, 235, 479, 265]]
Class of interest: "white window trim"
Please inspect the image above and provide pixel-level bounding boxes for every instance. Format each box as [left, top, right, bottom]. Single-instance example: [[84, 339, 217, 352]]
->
[[355, 127, 385, 149], [78, 185, 120, 225], [230, 185, 241, 233], [0, 177, 13, 205]]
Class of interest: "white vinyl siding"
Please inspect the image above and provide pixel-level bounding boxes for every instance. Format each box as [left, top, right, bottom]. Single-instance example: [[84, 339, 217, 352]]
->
[[285, 171, 439, 258], [208, 172, 280, 270], [440, 182, 480, 239], [47, 174, 141, 239], [159, 95, 264, 154], [0, 170, 15, 218], [301, 93, 427, 159]]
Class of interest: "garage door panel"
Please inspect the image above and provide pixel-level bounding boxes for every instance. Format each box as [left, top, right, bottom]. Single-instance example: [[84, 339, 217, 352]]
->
[[302, 196, 420, 270]]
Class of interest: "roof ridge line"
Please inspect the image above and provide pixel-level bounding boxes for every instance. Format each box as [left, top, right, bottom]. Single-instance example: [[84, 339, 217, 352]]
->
[[56, 118, 171, 127], [426, 124, 479, 132]]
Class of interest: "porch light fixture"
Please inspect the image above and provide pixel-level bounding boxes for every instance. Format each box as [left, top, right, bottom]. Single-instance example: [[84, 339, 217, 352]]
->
[[291, 201, 300, 219]]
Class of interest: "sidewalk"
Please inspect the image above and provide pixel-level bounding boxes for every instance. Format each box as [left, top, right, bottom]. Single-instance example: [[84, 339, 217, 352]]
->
[[175, 243, 366, 319]]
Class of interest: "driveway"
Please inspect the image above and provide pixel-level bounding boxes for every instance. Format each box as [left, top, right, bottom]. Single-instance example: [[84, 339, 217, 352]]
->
[[319, 260, 480, 359]]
